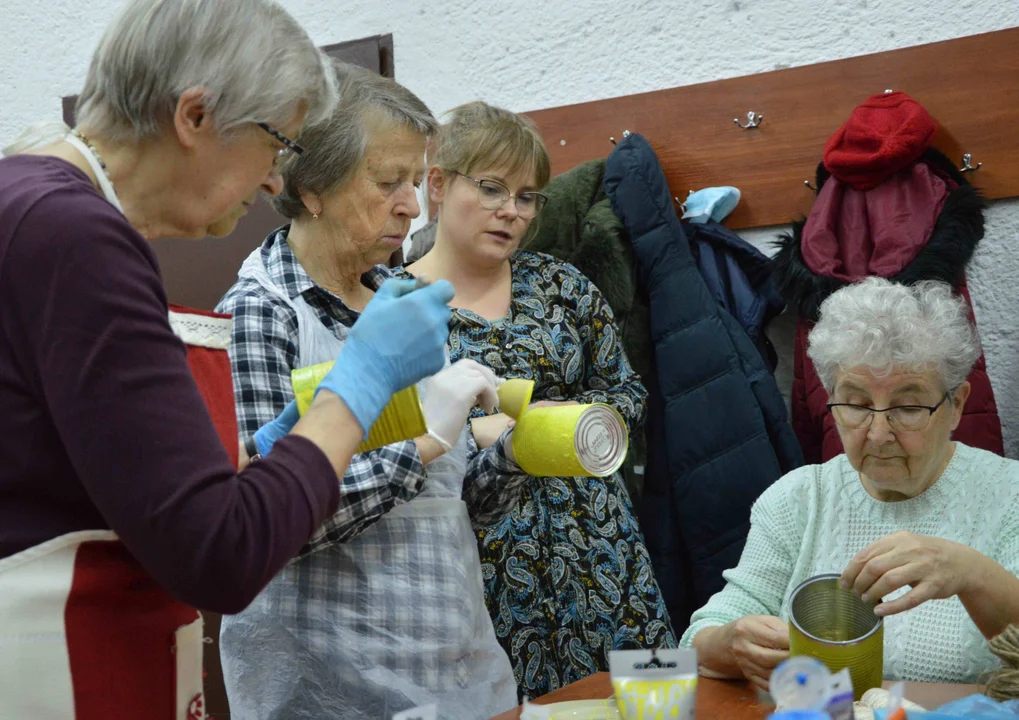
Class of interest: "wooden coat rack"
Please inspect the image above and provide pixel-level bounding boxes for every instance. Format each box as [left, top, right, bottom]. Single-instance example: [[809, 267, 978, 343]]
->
[[523, 27, 1019, 230]]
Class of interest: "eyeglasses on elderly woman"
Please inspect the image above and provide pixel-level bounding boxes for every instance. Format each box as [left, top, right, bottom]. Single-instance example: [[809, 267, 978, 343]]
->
[[826, 393, 952, 432], [258, 122, 305, 169]]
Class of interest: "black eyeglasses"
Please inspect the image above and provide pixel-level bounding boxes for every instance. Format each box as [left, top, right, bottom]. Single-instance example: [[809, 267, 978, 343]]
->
[[257, 122, 305, 169], [450, 171, 548, 219], [826, 393, 951, 432]]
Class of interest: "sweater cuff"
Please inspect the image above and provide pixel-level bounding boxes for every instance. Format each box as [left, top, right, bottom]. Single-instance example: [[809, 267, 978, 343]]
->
[[679, 620, 723, 649]]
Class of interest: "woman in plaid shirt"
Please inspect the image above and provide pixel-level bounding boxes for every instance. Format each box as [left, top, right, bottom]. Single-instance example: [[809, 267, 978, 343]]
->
[[217, 63, 525, 719]]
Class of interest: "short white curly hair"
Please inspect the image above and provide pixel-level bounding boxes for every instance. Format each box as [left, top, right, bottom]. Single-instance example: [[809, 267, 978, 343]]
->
[[807, 277, 980, 393]]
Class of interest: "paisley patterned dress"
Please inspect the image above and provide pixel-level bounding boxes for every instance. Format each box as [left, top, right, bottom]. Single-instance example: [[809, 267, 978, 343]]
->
[[400, 251, 675, 698]]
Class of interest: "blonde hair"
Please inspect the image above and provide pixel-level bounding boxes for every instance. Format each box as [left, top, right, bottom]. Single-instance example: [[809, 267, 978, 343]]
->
[[431, 101, 551, 189]]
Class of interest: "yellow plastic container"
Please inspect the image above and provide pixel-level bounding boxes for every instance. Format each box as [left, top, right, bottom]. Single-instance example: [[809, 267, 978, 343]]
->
[[788, 573, 884, 700], [291, 361, 426, 454], [609, 649, 698, 720]]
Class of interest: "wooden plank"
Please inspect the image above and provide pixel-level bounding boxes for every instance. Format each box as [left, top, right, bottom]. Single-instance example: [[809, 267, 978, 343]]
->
[[524, 27, 1019, 230]]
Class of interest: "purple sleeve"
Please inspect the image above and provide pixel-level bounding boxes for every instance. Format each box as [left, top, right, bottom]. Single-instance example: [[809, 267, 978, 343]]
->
[[7, 192, 339, 613]]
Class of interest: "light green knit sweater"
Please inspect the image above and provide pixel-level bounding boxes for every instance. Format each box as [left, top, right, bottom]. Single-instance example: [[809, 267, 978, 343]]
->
[[679, 443, 1019, 682]]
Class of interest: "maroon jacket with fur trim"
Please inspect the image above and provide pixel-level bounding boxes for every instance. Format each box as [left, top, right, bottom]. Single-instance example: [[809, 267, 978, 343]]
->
[[773, 148, 1004, 463]]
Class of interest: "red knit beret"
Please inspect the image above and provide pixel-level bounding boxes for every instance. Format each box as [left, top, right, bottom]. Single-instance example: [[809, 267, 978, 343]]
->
[[823, 91, 937, 191]]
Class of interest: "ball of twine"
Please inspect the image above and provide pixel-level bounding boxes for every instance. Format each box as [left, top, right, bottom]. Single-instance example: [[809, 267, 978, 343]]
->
[[984, 624, 1019, 701]]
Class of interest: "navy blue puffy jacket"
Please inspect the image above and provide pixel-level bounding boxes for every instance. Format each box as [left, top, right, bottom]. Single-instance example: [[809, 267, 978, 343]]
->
[[603, 134, 803, 632]]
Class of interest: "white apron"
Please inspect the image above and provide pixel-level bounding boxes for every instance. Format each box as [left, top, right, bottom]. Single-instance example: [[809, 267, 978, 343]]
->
[[220, 246, 516, 719]]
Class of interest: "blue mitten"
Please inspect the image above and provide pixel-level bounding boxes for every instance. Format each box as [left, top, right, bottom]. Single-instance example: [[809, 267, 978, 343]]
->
[[253, 400, 300, 456], [316, 278, 455, 434]]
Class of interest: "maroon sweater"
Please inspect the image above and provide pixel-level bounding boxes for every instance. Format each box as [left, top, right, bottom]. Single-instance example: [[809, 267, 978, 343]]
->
[[0, 155, 339, 613]]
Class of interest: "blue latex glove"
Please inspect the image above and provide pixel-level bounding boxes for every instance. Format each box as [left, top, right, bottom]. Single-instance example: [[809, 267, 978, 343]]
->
[[253, 400, 299, 456], [316, 278, 455, 434]]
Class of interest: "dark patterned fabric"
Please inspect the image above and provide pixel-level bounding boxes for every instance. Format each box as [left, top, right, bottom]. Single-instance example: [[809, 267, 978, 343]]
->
[[399, 250, 676, 698]]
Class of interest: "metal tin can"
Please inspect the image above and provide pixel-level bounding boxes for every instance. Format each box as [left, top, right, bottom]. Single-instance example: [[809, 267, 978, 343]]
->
[[787, 573, 884, 700], [512, 403, 629, 478], [291, 361, 427, 453]]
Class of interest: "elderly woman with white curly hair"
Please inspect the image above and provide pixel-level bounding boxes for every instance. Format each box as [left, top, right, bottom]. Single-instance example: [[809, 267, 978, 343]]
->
[[680, 277, 1019, 690], [0, 1, 457, 716]]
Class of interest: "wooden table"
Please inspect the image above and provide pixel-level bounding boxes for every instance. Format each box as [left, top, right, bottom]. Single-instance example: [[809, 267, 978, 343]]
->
[[488, 673, 979, 719]]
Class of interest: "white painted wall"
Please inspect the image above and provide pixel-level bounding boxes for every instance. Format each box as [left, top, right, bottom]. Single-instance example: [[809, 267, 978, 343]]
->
[[3, 0, 1017, 455]]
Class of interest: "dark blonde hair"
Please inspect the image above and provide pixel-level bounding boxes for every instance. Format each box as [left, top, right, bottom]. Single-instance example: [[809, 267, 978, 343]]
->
[[431, 101, 551, 190]]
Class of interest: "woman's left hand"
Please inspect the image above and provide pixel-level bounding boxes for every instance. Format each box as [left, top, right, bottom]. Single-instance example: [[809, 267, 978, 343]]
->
[[841, 531, 981, 617]]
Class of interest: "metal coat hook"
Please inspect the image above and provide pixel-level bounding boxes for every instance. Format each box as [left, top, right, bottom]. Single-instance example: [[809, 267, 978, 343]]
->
[[673, 189, 695, 211], [609, 130, 632, 145], [960, 153, 982, 173], [734, 111, 763, 129], [673, 190, 694, 213], [804, 179, 817, 191]]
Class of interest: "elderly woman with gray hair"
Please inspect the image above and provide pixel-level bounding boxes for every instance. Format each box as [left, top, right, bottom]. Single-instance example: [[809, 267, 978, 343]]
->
[[0, 0, 458, 716], [681, 277, 1019, 689], [216, 62, 525, 719]]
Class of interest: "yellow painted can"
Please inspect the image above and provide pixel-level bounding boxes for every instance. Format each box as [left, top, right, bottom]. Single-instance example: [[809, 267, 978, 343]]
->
[[787, 573, 884, 700], [290, 361, 426, 454], [511, 403, 629, 478]]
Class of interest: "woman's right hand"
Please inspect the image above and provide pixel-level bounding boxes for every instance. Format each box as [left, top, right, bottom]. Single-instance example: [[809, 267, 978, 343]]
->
[[727, 615, 791, 691], [315, 279, 455, 433]]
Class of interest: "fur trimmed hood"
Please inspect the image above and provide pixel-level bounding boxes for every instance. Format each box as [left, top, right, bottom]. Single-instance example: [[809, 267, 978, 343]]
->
[[772, 147, 986, 319]]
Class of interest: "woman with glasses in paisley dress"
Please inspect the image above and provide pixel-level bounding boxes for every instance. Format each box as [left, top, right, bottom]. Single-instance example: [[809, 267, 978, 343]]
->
[[403, 101, 676, 699]]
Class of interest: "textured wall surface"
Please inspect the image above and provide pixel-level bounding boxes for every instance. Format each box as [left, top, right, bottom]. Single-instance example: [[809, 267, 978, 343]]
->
[[2, 0, 1016, 454]]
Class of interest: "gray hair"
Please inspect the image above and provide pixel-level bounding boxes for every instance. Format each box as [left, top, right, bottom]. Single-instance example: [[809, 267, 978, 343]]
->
[[272, 61, 437, 219], [73, 0, 337, 142], [807, 277, 980, 393]]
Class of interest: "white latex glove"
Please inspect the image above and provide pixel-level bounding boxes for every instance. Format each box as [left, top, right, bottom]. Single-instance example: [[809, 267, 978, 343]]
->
[[422, 359, 502, 451]]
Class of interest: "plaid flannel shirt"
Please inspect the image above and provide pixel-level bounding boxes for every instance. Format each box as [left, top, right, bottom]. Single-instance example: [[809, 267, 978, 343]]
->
[[216, 228, 527, 557]]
